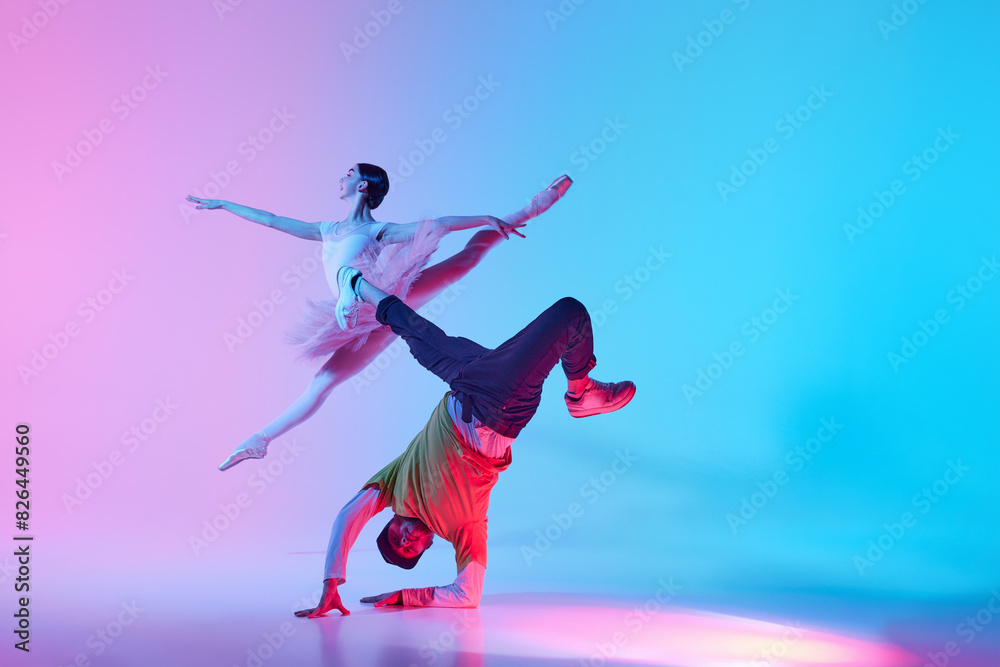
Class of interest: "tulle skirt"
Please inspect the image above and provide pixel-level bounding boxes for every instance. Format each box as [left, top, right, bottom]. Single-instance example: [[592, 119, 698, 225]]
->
[[286, 221, 447, 359]]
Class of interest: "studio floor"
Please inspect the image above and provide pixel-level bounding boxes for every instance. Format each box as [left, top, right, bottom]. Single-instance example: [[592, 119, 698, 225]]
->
[[22, 555, 1000, 667]]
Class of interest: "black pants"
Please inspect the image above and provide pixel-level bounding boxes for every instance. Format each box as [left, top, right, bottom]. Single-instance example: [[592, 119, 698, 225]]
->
[[375, 296, 597, 438]]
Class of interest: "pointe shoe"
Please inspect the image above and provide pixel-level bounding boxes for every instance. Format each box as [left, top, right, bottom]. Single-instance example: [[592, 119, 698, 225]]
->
[[527, 174, 572, 218], [219, 433, 269, 471], [505, 175, 573, 227], [545, 174, 573, 199], [565, 379, 636, 418], [335, 266, 362, 330]]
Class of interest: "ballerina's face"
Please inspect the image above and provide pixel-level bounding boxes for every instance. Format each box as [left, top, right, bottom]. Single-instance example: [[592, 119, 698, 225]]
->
[[338, 164, 367, 200]]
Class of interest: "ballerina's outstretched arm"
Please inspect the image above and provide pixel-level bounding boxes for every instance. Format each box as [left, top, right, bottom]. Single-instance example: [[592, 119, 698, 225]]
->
[[378, 214, 525, 245], [186, 196, 321, 241]]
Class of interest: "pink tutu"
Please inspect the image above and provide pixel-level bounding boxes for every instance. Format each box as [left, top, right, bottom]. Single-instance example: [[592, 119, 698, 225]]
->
[[286, 220, 448, 359]]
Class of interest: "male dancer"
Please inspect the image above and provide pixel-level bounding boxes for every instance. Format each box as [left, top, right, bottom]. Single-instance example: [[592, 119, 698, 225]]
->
[[295, 269, 635, 616]]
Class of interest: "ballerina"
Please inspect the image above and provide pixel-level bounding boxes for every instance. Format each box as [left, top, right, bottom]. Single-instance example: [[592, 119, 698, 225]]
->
[[186, 163, 571, 471]]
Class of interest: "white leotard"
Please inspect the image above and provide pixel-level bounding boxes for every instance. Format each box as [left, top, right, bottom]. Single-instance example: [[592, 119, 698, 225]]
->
[[319, 220, 388, 297]]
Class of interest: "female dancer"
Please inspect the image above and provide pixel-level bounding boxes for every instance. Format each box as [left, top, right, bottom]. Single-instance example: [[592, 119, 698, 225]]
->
[[186, 163, 571, 470]]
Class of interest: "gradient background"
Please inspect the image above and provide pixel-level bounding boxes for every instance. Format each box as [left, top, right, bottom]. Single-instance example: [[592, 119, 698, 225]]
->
[[2, 0, 998, 665]]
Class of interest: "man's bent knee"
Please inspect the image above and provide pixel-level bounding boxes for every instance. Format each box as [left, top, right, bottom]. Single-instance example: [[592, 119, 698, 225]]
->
[[553, 296, 588, 320]]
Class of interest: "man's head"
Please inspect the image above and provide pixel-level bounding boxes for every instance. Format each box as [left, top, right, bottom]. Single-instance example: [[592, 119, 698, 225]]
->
[[377, 514, 434, 569]]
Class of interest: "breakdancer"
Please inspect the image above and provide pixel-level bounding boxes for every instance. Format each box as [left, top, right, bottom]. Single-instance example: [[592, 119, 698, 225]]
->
[[295, 270, 635, 616]]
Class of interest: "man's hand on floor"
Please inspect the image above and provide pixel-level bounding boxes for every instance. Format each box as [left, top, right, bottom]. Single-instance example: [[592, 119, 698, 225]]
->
[[360, 590, 402, 607], [295, 579, 350, 618]]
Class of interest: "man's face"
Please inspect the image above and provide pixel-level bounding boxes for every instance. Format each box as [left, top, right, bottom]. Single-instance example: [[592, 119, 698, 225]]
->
[[387, 515, 434, 559]]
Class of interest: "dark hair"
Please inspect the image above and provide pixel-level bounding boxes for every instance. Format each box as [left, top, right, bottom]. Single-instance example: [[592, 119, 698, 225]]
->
[[357, 163, 389, 209], [376, 516, 429, 569]]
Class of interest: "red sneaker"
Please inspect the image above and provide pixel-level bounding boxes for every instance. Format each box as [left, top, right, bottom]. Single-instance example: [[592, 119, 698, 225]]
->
[[565, 379, 636, 418]]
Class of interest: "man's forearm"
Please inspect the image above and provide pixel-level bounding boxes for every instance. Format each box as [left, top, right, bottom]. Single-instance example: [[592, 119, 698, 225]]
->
[[399, 562, 484, 608], [324, 487, 383, 583]]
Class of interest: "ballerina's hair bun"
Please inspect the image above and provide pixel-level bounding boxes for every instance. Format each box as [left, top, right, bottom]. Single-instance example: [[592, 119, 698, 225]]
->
[[358, 163, 389, 209]]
